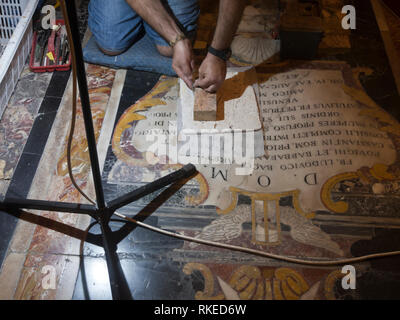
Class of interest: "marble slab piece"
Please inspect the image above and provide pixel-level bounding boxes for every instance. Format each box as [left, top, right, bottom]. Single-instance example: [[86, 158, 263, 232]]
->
[[193, 88, 217, 121], [179, 67, 262, 132], [178, 67, 265, 161]]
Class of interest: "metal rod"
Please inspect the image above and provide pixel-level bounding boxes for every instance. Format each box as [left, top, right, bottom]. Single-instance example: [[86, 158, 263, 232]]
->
[[0, 198, 97, 215], [99, 220, 133, 300], [99, 221, 121, 299], [64, 0, 106, 209], [107, 164, 197, 212]]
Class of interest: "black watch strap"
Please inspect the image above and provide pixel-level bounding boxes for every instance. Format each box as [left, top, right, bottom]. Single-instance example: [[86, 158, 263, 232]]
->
[[208, 46, 232, 61]]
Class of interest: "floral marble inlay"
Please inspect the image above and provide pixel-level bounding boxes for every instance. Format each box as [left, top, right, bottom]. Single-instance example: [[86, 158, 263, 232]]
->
[[11, 64, 116, 300], [0, 68, 52, 184]]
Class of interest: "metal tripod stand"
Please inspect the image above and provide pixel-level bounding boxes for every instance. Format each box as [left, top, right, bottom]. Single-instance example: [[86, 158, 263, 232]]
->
[[0, 0, 197, 300]]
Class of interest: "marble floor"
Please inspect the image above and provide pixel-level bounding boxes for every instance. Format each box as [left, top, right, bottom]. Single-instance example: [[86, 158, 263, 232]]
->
[[0, 0, 400, 300]]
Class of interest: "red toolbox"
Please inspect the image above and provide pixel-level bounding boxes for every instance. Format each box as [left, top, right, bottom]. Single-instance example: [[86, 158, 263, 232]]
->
[[29, 19, 71, 72]]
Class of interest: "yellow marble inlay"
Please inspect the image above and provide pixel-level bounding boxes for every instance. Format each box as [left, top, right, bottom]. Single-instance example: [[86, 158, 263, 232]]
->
[[183, 263, 318, 300]]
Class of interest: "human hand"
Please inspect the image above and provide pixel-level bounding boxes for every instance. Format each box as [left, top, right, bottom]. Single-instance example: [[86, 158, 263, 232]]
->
[[172, 38, 195, 89], [193, 53, 227, 93]]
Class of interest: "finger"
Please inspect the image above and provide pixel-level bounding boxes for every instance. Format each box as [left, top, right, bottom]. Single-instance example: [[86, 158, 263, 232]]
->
[[182, 72, 194, 89], [181, 60, 194, 83], [184, 76, 194, 89], [193, 76, 203, 88], [177, 69, 193, 88], [173, 63, 194, 88], [193, 73, 204, 87], [194, 76, 214, 89], [191, 59, 198, 80], [204, 84, 218, 93], [173, 60, 191, 77]]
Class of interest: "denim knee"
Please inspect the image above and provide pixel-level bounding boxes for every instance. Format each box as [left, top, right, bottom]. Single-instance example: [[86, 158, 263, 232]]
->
[[88, 0, 143, 53]]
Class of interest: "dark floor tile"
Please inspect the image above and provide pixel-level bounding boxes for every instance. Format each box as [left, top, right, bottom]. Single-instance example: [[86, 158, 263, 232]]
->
[[115, 70, 161, 124], [5, 153, 42, 199], [0, 210, 19, 267], [45, 71, 71, 98], [22, 111, 58, 155], [38, 96, 62, 114], [0, 152, 42, 266], [124, 70, 161, 89]]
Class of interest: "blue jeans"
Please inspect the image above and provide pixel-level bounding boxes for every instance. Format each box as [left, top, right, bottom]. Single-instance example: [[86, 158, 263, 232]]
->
[[88, 0, 199, 54]]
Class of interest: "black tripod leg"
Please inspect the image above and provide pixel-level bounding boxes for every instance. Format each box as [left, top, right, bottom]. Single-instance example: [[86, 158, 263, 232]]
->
[[99, 220, 133, 300], [63, 0, 106, 209], [61, 0, 199, 300], [107, 164, 197, 214]]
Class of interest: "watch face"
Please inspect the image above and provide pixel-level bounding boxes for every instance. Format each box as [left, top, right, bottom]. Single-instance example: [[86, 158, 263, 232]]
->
[[220, 48, 231, 61]]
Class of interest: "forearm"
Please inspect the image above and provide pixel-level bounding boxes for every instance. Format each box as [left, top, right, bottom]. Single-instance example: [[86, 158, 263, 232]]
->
[[125, 0, 182, 44], [211, 0, 246, 50]]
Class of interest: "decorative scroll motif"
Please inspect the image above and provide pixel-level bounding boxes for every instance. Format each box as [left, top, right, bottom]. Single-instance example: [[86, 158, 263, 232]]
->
[[321, 84, 400, 213], [183, 263, 325, 300], [111, 76, 209, 205], [324, 269, 345, 300]]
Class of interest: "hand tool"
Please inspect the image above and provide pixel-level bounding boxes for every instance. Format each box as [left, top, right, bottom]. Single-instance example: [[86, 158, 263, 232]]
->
[[62, 40, 70, 64], [39, 29, 51, 66], [47, 27, 57, 66], [34, 30, 44, 66], [54, 30, 61, 65]]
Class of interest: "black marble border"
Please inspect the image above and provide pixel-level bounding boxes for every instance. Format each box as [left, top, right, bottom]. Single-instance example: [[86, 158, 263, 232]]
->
[[0, 70, 70, 265], [0, 0, 89, 267]]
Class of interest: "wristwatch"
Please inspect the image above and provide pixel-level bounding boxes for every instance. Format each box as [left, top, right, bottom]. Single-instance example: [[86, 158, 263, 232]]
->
[[207, 45, 232, 61]]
